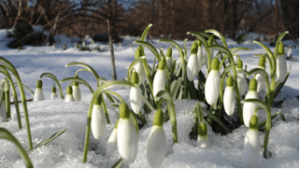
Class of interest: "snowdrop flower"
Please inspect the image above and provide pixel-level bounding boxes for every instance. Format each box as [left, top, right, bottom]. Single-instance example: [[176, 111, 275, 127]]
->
[[197, 121, 209, 148], [106, 120, 119, 155], [153, 60, 166, 98], [243, 78, 258, 127], [147, 109, 167, 168], [166, 47, 173, 70], [276, 42, 287, 83], [91, 95, 106, 140], [51, 86, 58, 99], [286, 46, 292, 58], [0, 92, 6, 122], [197, 43, 205, 72], [33, 79, 44, 101], [65, 86, 75, 102], [243, 115, 260, 167], [72, 81, 81, 102], [255, 55, 266, 93], [130, 71, 142, 114], [117, 102, 138, 164], [134, 47, 146, 85], [187, 42, 199, 81], [205, 57, 220, 106], [236, 59, 248, 96], [223, 76, 236, 116]]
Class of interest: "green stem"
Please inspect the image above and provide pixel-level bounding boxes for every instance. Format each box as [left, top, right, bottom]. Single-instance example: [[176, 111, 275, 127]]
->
[[168, 100, 178, 144], [40, 72, 64, 99], [0, 57, 33, 150]]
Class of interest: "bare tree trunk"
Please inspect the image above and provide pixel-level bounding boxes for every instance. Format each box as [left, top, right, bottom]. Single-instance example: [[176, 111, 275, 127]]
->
[[107, 0, 117, 80]]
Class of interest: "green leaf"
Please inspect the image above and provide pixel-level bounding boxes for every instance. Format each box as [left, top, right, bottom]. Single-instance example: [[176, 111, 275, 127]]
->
[[253, 41, 274, 59], [205, 29, 228, 48], [111, 158, 123, 168], [243, 99, 268, 112], [134, 41, 161, 62], [187, 31, 208, 47], [0, 128, 33, 168], [207, 45, 231, 56], [141, 24, 153, 41], [276, 31, 289, 43], [230, 47, 250, 53], [40, 72, 64, 99], [35, 129, 67, 148], [14, 82, 34, 95], [203, 109, 231, 133], [60, 77, 94, 94]]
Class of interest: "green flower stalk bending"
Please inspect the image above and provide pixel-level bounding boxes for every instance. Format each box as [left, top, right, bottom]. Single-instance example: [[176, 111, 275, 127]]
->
[[0, 66, 22, 129], [0, 56, 33, 150], [187, 42, 199, 81]]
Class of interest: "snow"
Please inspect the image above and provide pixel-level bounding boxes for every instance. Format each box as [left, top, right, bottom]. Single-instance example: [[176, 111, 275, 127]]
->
[[0, 30, 298, 168]]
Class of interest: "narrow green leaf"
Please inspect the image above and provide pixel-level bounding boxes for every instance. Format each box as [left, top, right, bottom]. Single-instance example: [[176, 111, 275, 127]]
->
[[253, 41, 274, 59], [14, 82, 34, 94], [141, 24, 153, 41], [35, 129, 67, 148], [0, 128, 33, 168], [187, 32, 208, 47], [276, 31, 289, 43], [207, 45, 231, 56], [273, 71, 290, 99], [111, 158, 123, 168], [134, 41, 161, 61], [230, 47, 250, 53], [205, 29, 228, 48], [158, 39, 184, 58]]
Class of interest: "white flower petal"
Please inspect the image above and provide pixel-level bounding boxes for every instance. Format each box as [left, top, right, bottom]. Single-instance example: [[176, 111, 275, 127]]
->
[[237, 69, 248, 96], [117, 118, 138, 163], [51, 92, 58, 99], [243, 91, 258, 127], [205, 70, 220, 105], [153, 69, 165, 98], [130, 86, 143, 114], [255, 74, 266, 93], [197, 46, 204, 72], [276, 55, 287, 83], [134, 61, 146, 85], [147, 126, 167, 168], [91, 105, 106, 140], [72, 85, 81, 102], [34, 88, 44, 101], [223, 86, 236, 116], [243, 129, 260, 167], [65, 94, 75, 102], [106, 128, 118, 155], [197, 135, 209, 148], [187, 54, 199, 81]]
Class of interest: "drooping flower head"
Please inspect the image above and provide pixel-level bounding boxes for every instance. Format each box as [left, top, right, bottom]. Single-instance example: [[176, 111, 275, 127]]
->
[[243, 78, 258, 127], [166, 47, 173, 70], [91, 95, 106, 140], [51, 86, 58, 99], [153, 60, 166, 98], [243, 115, 260, 167], [223, 75, 236, 116], [72, 77, 81, 101], [187, 42, 199, 81], [236, 59, 248, 96], [34, 79, 44, 101], [196, 41, 205, 72], [117, 102, 138, 164], [276, 41, 287, 83], [205, 57, 220, 106], [255, 55, 266, 93], [134, 46, 146, 85], [130, 70, 143, 114], [147, 109, 167, 167], [65, 86, 75, 102]]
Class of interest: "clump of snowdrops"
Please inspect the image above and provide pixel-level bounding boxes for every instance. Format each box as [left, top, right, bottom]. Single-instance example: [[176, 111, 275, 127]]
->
[[0, 24, 290, 168]]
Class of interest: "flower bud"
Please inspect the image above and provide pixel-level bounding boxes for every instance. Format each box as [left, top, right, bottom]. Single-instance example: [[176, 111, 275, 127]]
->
[[130, 72, 143, 114], [243, 79, 258, 127], [197, 122, 209, 148], [153, 60, 166, 98], [223, 76, 236, 116], [65, 86, 75, 102], [34, 79, 44, 101], [205, 58, 220, 106], [91, 95, 106, 140], [51, 86, 58, 99]]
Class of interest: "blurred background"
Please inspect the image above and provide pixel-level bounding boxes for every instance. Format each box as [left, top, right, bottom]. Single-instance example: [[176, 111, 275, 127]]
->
[[0, 0, 298, 46]]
